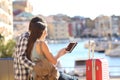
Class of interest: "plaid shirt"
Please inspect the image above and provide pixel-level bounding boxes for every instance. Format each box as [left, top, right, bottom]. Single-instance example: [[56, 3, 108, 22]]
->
[[13, 32, 35, 80]]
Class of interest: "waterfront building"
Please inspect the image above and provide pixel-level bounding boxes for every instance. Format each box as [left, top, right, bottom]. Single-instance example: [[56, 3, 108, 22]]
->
[[69, 16, 86, 38], [13, 0, 33, 16], [47, 15, 70, 40], [94, 15, 111, 37], [110, 15, 120, 36], [0, 0, 13, 41], [68, 23, 73, 37], [48, 20, 69, 40], [83, 18, 96, 37]]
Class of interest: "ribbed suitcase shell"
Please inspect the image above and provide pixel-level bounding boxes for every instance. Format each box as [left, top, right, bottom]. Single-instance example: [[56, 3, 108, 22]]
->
[[86, 58, 109, 80]]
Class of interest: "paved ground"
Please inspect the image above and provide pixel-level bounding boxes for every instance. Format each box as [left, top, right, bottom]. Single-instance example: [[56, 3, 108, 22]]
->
[[78, 77, 120, 80], [110, 77, 120, 80]]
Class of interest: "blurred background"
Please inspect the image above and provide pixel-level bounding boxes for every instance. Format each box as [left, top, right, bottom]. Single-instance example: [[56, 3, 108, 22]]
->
[[0, 0, 120, 80]]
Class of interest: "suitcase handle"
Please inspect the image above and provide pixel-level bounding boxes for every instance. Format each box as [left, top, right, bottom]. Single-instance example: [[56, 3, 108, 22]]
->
[[88, 40, 96, 59]]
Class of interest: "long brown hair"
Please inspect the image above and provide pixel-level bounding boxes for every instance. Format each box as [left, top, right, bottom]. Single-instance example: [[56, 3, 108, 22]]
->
[[26, 17, 46, 60]]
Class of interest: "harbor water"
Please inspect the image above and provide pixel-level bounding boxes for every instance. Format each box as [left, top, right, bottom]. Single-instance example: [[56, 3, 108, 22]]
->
[[48, 40, 120, 77]]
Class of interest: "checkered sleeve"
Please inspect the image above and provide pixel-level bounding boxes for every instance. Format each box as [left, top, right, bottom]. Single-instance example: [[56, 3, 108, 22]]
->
[[18, 35, 35, 70]]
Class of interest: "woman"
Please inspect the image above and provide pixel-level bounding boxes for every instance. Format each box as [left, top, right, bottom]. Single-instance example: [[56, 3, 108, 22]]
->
[[27, 16, 78, 80]]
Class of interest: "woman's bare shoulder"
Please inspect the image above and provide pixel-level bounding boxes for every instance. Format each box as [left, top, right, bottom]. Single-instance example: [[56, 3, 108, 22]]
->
[[36, 40, 48, 47]]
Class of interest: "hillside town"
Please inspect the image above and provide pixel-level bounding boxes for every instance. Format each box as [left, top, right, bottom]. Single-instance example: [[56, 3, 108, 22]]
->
[[1, 0, 120, 56], [1, 0, 120, 42]]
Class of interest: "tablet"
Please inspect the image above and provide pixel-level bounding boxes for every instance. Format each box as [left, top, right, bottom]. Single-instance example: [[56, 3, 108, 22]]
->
[[66, 42, 77, 53]]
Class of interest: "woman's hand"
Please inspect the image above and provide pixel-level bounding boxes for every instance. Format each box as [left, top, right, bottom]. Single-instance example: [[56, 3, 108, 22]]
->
[[55, 48, 68, 62], [58, 48, 68, 57]]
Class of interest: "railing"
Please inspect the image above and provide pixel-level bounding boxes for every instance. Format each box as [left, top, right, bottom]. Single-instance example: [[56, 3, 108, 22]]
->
[[57, 66, 120, 78], [109, 66, 120, 77]]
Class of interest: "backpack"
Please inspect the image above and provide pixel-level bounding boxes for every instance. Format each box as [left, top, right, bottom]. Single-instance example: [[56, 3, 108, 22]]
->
[[33, 58, 59, 80]]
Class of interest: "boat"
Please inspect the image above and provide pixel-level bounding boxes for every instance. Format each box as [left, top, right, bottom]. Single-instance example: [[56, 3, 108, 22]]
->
[[94, 41, 108, 53], [84, 38, 120, 53], [84, 39, 108, 53], [105, 45, 120, 57]]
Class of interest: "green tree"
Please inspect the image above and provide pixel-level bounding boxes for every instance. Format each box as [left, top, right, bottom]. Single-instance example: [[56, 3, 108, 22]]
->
[[0, 34, 4, 56], [0, 35, 16, 58]]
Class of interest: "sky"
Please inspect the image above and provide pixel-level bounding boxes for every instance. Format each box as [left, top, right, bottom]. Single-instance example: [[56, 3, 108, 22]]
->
[[29, 0, 120, 19]]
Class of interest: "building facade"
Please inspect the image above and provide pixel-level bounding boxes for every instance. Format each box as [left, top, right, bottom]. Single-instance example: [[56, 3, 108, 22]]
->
[[94, 15, 111, 37], [13, 0, 33, 16], [110, 15, 120, 36], [69, 16, 86, 38], [0, 0, 13, 41], [46, 15, 70, 40], [48, 20, 69, 40]]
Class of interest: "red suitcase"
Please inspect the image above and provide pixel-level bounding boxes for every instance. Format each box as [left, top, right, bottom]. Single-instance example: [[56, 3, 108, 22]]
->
[[86, 41, 109, 80]]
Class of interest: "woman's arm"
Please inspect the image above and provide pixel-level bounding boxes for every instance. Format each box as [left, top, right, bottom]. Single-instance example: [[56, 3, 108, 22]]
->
[[37, 41, 67, 65]]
